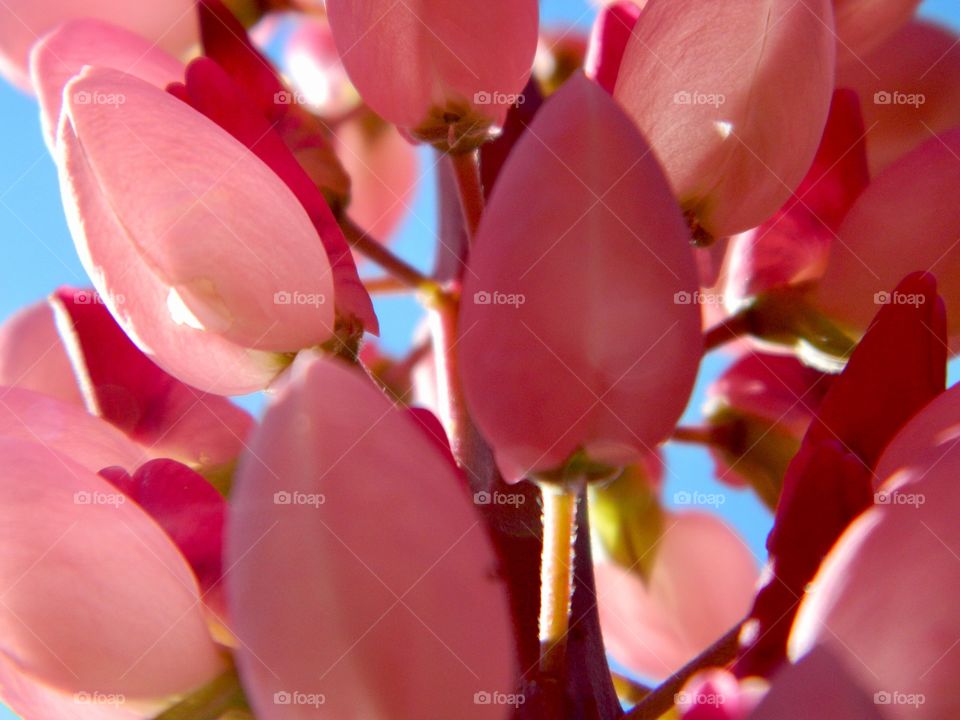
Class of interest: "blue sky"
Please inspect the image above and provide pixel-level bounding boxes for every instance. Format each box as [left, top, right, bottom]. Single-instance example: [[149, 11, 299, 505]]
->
[[0, 0, 958, 716]]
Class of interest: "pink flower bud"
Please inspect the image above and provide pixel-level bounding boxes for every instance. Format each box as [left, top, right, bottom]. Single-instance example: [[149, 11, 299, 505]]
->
[[0, 0, 197, 91], [459, 74, 702, 482], [837, 20, 960, 174], [325, 0, 539, 148], [227, 352, 514, 719], [56, 66, 339, 394], [584, 1, 643, 94], [614, 0, 836, 239]]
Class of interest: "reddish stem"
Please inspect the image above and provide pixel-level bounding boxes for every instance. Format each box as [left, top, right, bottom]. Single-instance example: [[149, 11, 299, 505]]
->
[[449, 150, 484, 241]]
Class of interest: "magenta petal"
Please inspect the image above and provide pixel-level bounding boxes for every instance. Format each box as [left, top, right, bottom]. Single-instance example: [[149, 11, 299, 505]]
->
[[101, 459, 225, 599], [29, 19, 183, 151], [51, 287, 253, 469], [584, 1, 643, 94], [0, 299, 82, 406], [227, 352, 514, 719], [0, 437, 223, 698], [459, 74, 701, 481]]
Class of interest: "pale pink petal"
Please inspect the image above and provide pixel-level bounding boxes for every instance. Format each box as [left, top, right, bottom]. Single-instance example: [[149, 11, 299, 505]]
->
[[811, 129, 960, 346], [283, 16, 357, 116], [336, 114, 418, 242], [0, 300, 82, 406], [50, 288, 253, 469], [0, 385, 145, 473], [597, 512, 758, 680], [0, 436, 223, 698], [789, 415, 960, 719], [749, 646, 884, 719], [30, 19, 184, 150], [0, 653, 142, 720], [61, 66, 336, 353], [0, 0, 196, 91], [459, 74, 701, 482], [325, 0, 539, 134], [837, 20, 960, 173], [833, 0, 921, 68], [614, 0, 836, 238], [56, 94, 285, 394], [227, 351, 514, 719]]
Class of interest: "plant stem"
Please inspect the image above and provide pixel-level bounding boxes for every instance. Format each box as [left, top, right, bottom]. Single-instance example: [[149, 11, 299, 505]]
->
[[537, 479, 584, 678], [672, 425, 722, 446], [363, 275, 412, 294], [448, 150, 484, 241], [703, 310, 753, 352], [341, 216, 443, 296], [622, 622, 744, 720]]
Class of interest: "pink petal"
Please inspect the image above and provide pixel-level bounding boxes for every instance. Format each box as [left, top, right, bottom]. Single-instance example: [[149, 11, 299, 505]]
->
[[51, 287, 253, 469], [0, 436, 223, 698], [61, 65, 336, 353], [283, 15, 356, 116], [29, 19, 183, 151], [614, 0, 836, 238], [833, 0, 921, 68], [597, 512, 758, 680], [0, 0, 196, 91], [100, 459, 225, 604], [584, 1, 643, 94], [459, 74, 701, 482], [227, 351, 514, 719], [812, 129, 960, 346], [750, 646, 884, 719], [837, 20, 960, 174], [0, 653, 142, 720], [336, 114, 418, 242], [0, 385, 145, 473], [176, 57, 377, 333], [724, 89, 869, 300], [0, 299, 82, 406], [325, 0, 539, 132], [789, 428, 960, 719]]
